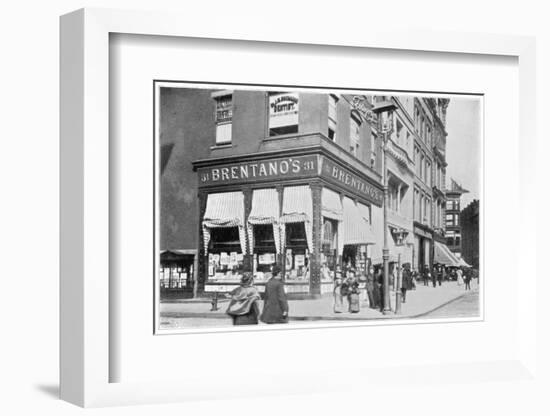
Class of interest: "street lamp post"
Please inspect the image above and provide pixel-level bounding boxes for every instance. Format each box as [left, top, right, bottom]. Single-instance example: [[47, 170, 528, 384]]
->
[[351, 97, 397, 315]]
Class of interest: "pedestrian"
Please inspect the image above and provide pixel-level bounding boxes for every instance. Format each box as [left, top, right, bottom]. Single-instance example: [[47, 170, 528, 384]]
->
[[422, 266, 430, 286], [376, 268, 384, 312], [333, 276, 345, 313], [464, 268, 472, 290], [431, 266, 437, 288], [456, 267, 464, 286], [437, 266, 443, 286], [348, 276, 361, 313], [366, 266, 377, 309], [411, 269, 418, 290], [401, 263, 413, 303], [226, 272, 261, 325], [260, 265, 289, 324], [340, 273, 351, 311]]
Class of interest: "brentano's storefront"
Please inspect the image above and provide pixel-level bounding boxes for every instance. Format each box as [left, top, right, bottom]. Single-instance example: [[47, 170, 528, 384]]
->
[[193, 149, 384, 297]]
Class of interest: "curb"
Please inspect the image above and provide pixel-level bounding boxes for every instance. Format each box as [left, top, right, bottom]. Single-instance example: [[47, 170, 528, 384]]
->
[[160, 289, 477, 321]]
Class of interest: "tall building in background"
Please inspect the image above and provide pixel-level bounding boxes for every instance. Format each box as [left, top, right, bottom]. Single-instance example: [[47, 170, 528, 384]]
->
[[445, 179, 469, 258], [411, 98, 450, 272], [460, 199, 479, 269]]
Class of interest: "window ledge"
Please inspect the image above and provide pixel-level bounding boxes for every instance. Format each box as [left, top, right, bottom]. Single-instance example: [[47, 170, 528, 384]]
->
[[210, 143, 233, 150]]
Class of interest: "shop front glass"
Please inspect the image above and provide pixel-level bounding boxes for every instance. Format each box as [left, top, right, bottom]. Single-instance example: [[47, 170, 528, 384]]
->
[[252, 224, 277, 282], [207, 226, 244, 282], [321, 218, 338, 282], [284, 222, 309, 282]]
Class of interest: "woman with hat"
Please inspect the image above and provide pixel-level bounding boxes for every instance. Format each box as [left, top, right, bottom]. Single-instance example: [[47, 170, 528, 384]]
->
[[226, 272, 261, 325]]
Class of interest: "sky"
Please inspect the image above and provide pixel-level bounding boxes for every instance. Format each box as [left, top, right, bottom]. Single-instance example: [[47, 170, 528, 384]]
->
[[444, 96, 482, 208]]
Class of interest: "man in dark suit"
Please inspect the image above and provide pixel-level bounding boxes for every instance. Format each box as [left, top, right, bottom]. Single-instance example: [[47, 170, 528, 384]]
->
[[260, 265, 289, 324]]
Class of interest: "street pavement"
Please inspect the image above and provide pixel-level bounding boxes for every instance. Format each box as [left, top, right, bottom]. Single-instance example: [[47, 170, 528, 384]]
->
[[159, 279, 480, 330]]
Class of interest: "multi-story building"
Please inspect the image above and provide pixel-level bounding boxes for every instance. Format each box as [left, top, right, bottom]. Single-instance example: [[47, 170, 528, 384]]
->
[[158, 85, 451, 297], [409, 98, 450, 272], [460, 199, 479, 269], [445, 179, 469, 258]]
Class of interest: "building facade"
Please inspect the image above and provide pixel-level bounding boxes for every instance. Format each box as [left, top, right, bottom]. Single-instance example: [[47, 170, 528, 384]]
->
[[460, 199, 479, 269], [159, 85, 452, 297], [445, 179, 469, 258]]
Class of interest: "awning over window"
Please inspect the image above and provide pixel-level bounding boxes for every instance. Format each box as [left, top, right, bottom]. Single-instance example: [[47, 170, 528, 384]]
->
[[458, 257, 471, 267], [322, 188, 343, 221], [202, 192, 246, 254], [280, 186, 312, 251], [434, 241, 460, 267], [247, 188, 281, 254], [342, 198, 376, 246]]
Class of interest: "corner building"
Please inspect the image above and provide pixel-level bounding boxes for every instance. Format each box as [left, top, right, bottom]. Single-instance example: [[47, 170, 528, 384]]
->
[[160, 86, 439, 297]]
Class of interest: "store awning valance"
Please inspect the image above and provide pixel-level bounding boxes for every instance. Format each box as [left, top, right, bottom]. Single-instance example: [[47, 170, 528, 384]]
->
[[434, 241, 460, 266], [203, 192, 244, 227], [280, 186, 312, 224], [247, 188, 281, 254], [280, 186, 312, 251], [322, 188, 343, 221], [248, 188, 279, 224], [342, 198, 376, 246], [203, 192, 246, 253]]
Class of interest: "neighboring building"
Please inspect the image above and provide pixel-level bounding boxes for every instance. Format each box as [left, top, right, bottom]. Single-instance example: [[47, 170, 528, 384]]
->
[[460, 199, 479, 269], [445, 179, 469, 258], [410, 98, 450, 272]]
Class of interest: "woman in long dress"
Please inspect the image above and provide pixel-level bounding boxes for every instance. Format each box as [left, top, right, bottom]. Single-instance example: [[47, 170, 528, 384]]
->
[[456, 268, 464, 286], [226, 273, 261, 325], [333, 277, 344, 313]]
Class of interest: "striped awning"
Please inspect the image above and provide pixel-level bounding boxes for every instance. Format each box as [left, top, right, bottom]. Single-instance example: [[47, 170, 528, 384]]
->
[[281, 186, 312, 224], [280, 186, 312, 251], [434, 241, 460, 267], [322, 188, 343, 221], [342, 198, 376, 246], [248, 188, 279, 224], [203, 192, 246, 254], [247, 188, 281, 254]]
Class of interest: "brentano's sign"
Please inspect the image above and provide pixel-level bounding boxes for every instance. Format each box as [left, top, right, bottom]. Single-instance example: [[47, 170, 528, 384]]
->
[[196, 154, 383, 207]]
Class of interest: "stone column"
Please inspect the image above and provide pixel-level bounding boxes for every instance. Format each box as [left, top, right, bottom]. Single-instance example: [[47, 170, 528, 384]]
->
[[197, 190, 208, 295], [243, 186, 253, 272], [309, 182, 322, 297]]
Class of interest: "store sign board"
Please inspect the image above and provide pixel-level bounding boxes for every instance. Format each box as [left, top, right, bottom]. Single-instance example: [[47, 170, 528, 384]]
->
[[269, 92, 299, 128], [321, 158, 383, 207], [198, 155, 318, 186]]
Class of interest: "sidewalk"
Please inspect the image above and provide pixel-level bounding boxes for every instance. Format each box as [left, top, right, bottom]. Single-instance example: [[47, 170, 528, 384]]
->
[[160, 281, 478, 323]]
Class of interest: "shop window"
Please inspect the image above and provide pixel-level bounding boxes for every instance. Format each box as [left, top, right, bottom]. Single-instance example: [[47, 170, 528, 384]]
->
[[269, 92, 299, 136], [350, 112, 361, 157], [284, 222, 309, 282], [328, 94, 338, 141], [207, 227, 244, 281], [321, 218, 338, 282], [252, 224, 277, 280], [214, 94, 232, 145]]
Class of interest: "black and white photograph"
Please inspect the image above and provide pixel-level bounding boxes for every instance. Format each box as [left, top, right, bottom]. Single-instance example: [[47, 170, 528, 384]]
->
[[155, 82, 482, 331]]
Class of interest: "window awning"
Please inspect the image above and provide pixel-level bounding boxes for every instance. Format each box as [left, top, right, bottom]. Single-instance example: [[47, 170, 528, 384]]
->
[[280, 186, 312, 251], [434, 241, 460, 267], [247, 188, 281, 254], [203, 192, 244, 228], [280, 185, 312, 224], [342, 198, 376, 246], [248, 188, 279, 225], [202, 192, 246, 254], [322, 188, 343, 221]]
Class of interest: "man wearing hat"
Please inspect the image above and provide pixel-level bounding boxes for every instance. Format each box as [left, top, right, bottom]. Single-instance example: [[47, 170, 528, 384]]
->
[[260, 265, 289, 324]]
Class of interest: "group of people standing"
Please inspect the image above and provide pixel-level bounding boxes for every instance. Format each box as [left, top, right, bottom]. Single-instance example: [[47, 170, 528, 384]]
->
[[420, 265, 476, 291], [225, 265, 288, 326]]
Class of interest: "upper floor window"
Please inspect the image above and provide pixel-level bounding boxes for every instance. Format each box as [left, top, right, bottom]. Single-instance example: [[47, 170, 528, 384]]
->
[[328, 94, 338, 141], [214, 93, 233, 145], [269, 92, 299, 136], [395, 118, 403, 146], [350, 112, 361, 157]]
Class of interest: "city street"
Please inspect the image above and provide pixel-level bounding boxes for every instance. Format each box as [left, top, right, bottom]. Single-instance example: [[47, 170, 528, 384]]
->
[[159, 280, 480, 330], [419, 287, 479, 319]]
